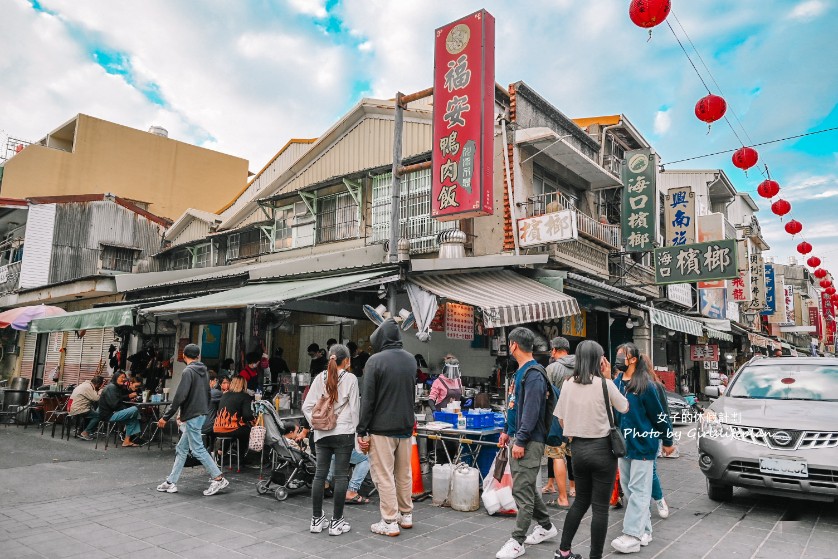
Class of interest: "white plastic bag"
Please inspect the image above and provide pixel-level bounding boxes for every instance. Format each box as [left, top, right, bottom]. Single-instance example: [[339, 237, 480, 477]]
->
[[482, 451, 517, 515]]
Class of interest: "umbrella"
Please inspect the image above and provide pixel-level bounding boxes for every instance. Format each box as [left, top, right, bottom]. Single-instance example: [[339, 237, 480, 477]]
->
[[0, 305, 67, 331]]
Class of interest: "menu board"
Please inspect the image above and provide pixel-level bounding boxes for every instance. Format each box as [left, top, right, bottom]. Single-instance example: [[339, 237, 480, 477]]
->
[[445, 302, 475, 340]]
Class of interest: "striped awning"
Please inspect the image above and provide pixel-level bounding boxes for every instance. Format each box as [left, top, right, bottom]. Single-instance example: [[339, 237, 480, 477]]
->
[[408, 270, 580, 328], [647, 307, 703, 337], [704, 326, 734, 342]]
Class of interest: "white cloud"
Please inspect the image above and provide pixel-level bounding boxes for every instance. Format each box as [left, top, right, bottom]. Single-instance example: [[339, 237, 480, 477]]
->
[[286, 0, 327, 19], [790, 0, 827, 20], [654, 109, 672, 135]]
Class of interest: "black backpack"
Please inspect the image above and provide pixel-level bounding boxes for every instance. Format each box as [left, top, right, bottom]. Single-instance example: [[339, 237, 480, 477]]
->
[[519, 364, 564, 446]]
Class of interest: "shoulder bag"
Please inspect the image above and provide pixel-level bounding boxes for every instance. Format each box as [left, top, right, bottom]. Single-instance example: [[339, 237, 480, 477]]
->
[[601, 377, 627, 458]]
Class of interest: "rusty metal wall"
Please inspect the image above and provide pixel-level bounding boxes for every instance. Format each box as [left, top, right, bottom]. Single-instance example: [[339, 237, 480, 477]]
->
[[49, 200, 165, 284]]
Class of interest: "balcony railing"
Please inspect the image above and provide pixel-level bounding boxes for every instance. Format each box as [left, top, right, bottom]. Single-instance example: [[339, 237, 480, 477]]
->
[[526, 192, 621, 249], [551, 240, 610, 277], [0, 260, 22, 294], [603, 154, 623, 178]]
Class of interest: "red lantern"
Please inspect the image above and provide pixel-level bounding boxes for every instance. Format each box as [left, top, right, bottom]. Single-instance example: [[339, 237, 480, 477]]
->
[[797, 242, 813, 255], [695, 94, 727, 127], [807, 256, 821, 268], [784, 220, 803, 235], [629, 0, 671, 29], [771, 199, 791, 217], [815, 268, 828, 279], [820, 279, 833, 289], [827, 287, 837, 296], [757, 179, 780, 199], [732, 147, 759, 173]]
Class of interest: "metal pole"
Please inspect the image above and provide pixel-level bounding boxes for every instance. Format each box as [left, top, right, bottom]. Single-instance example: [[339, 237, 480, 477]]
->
[[390, 91, 403, 265]]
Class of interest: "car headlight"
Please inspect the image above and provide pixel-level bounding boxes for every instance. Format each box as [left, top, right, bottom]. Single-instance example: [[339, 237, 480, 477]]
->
[[699, 409, 732, 439]]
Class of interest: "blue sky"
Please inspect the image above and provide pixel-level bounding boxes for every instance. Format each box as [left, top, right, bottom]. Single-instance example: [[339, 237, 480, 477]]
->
[[0, 0, 835, 267]]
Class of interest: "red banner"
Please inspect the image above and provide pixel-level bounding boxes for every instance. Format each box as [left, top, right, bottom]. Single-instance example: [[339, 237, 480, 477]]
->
[[823, 292, 835, 345], [432, 10, 495, 220], [809, 305, 822, 339]]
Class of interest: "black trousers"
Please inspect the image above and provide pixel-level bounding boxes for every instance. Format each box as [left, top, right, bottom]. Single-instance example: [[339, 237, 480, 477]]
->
[[559, 437, 617, 559], [312, 434, 354, 521]]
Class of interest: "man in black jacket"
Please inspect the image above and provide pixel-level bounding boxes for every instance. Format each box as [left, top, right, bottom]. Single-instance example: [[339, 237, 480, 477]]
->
[[98, 371, 142, 447], [156, 344, 229, 496], [357, 319, 415, 537]]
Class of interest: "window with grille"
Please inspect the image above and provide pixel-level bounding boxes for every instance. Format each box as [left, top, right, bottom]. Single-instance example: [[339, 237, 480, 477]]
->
[[317, 192, 359, 243], [530, 165, 578, 216], [275, 206, 294, 250], [101, 246, 135, 273], [192, 243, 213, 268], [371, 169, 457, 254], [171, 249, 191, 270], [227, 233, 240, 260]]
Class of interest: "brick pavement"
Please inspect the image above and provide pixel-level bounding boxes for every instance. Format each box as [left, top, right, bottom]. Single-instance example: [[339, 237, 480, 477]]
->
[[1, 426, 837, 558]]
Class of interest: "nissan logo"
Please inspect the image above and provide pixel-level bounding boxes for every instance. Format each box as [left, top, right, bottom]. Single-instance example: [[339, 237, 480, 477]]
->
[[771, 431, 792, 445]]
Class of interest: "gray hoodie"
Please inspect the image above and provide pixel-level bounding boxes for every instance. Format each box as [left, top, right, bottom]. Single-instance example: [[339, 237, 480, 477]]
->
[[545, 354, 576, 389], [162, 360, 211, 422]]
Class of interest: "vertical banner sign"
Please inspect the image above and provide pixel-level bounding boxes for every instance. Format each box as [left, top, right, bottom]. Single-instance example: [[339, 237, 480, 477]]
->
[[432, 10, 495, 220], [809, 305, 822, 339], [822, 292, 835, 345], [665, 186, 696, 246], [747, 253, 766, 311], [728, 239, 752, 303], [761, 264, 776, 316], [784, 284, 796, 325], [622, 148, 657, 252]]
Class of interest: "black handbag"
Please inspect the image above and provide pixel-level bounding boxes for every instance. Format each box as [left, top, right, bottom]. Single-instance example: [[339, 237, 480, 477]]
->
[[493, 445, 509, 482], [601, 378, 627, 458]]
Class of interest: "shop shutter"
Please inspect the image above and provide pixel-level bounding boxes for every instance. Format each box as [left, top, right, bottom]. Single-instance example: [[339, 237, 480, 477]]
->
[[63, 334, 84, 386], [44, 332, 63, 384], [79, 328, 109, 381], [19, 332, 37, 381]]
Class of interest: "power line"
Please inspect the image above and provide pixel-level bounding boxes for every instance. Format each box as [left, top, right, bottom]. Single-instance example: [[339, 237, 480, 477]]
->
[[660, 126, 838, 166]]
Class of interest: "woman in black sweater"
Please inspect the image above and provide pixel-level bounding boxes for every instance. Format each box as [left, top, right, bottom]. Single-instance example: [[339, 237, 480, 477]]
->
[[213, 375, 254, 453]]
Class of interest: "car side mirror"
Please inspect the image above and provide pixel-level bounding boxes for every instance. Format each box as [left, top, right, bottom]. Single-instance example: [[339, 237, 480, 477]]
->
[[703, 386, 720, 398]]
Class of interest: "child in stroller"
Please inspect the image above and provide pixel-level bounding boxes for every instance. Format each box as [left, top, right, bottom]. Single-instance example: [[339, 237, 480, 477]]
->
[[254, 400, 317, 501]]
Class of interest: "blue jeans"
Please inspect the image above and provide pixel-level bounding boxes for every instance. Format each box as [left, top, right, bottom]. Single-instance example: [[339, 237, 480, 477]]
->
[[328, 448, 370, 492], [651, 460, 663, 501], [619, 458, 654, 538], [82, 411, 100, 434], [109, 407, 141, 436], [167, 415, 222, 484]]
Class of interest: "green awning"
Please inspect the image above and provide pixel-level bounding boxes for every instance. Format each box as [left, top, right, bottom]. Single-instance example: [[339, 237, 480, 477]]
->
[[142, 270, 398, 315], [29, 305, 135, 333]]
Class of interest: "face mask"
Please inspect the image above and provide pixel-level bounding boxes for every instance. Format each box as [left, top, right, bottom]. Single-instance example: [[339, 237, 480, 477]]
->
[[615, 356, 628, 372]]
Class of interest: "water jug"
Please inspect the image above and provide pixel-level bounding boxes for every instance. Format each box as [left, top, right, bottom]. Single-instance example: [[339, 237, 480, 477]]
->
[[450, 465, 480, 512], [432, 463, 454, 506]]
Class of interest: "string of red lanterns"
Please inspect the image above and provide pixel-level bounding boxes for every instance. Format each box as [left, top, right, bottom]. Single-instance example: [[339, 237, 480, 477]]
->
[[629, 5, 831, 295]]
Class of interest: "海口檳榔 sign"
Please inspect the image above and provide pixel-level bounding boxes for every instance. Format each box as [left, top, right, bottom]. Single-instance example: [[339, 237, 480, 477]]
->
[[654, 239, 738, 285]]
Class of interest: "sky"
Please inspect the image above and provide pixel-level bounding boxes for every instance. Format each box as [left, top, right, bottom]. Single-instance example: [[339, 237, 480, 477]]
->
[[0, 0, 835, 269]]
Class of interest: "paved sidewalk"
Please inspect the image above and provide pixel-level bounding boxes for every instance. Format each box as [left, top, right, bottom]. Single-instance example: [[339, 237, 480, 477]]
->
[[1, 426, 837, 558]]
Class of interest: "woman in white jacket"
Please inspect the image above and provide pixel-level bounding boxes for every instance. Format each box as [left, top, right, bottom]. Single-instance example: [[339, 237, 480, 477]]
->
[[303, 344, 360, 537]]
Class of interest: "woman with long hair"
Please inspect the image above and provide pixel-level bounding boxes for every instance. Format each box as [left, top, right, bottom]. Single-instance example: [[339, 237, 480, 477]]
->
[[302, 344, 360, 537], [553, 340, 628, 559], [610, 343, 675, 554], [213, 375, 254, 454]]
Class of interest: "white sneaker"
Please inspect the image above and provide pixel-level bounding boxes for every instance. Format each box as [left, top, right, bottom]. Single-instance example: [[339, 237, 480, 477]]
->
[[640, 533, 653, 546], [611, 534, 642, 553], [496, 538, 525, 559], [310, 514, 327, 533], [156, 481, 177, 493], [524, 523, 557, 545], [203, 477, 229, 496], [328, 517, 350, 536], [398, 513, 413, 529], [655, 498, 670, 518], [370, 519, 400, 537]]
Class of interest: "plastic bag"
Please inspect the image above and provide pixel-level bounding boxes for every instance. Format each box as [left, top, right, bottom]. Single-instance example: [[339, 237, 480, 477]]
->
[[481, 450, 517, 515]]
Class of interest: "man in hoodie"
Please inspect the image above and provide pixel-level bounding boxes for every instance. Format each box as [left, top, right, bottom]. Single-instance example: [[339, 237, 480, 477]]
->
[[356, 319, 416, 537], [543, 337, 574, 507], [156, 344, 229, 496]]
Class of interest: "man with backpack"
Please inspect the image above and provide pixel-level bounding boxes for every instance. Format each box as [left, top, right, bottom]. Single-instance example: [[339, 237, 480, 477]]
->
[[496, 328, 558, 559]]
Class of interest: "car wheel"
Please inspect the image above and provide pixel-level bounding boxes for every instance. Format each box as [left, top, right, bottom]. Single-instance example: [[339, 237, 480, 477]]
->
[[706, 478, 733, 502]]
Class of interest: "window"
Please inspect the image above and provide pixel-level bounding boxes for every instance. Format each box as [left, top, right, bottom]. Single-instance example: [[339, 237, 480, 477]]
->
[[101, 246, 135, 273], [275, 206, 294, 250], [171, 249, 191, 270], [192, 243, 213, 268], [317, 192, 359, 243], [227, 233, 240, 260], [371, 169, 457, 254], [531, 165, 578, 216], [234, 229, 271, 259]]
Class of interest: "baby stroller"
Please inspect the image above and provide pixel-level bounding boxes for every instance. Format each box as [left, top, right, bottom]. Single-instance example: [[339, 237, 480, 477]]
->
[[254, 400, 317, 501]]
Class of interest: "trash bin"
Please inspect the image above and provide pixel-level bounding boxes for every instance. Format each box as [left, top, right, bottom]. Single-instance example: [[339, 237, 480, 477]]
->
[[1, 389, 30, 424], [10, 376, 29, 390]]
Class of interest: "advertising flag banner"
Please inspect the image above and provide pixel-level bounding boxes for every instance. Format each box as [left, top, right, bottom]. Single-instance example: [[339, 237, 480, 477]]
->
[[621, 148, 658, 252], [823, 292, 835, 345], [654, 238, 738, 284], [761, 263, 776, 316], [665, 186, 696, 247], [432, 10, 495, 220]]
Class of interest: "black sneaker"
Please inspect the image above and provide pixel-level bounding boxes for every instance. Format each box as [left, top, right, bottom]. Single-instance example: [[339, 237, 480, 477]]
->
[[554, 551, 582, 559]]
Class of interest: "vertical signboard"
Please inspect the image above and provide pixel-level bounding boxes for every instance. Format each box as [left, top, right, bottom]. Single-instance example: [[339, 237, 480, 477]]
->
[[664, 186, 696, 246], [823, 292, 835, 345], [622, 148, 658, 252], [761, 264, 776, 316], [747, 253, 766, 311], [728, 239, 752, 303], [809, 305, 822, 340], [432, 10, 495, 220], [784, 284, 796, 325]]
